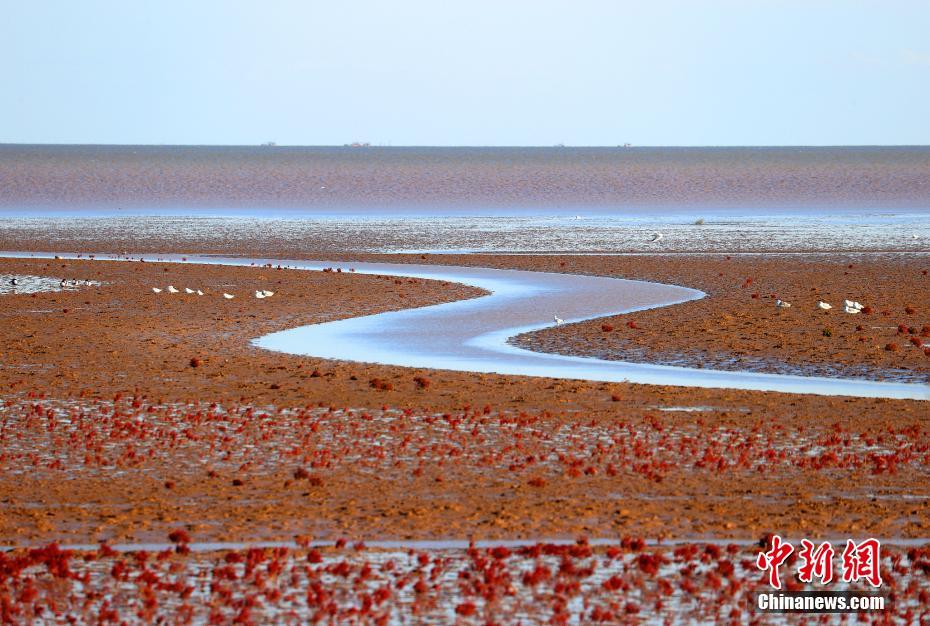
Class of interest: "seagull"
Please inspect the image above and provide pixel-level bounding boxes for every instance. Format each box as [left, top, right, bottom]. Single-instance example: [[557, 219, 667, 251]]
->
[[650, 232, 664, 242], [152, 287, 162, 294], [844, 305, 861, 314], [184, 288, 195, 294], [167, 285, 179, 293], [817, 301, 832, 310], [223, 293, 235, 299], [554, 316, 564, 325], [261, 290, 274, 297], [196, 290, 204, 296], [775, 299, 791, 308], [10, 278, 19, 286], [254, 291, 266, 299]]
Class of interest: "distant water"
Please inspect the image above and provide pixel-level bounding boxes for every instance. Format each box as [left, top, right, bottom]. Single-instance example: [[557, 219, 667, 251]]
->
[[2, 213, 928, 253], [1, 145, 930, 213]]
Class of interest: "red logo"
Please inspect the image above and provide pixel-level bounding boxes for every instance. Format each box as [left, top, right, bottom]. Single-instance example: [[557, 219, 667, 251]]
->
[[756, 537, 882, 589], [755, 535, 794, 589]]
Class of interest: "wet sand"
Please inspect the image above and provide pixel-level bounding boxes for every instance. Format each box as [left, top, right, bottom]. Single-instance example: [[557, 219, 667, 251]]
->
[[0, 540, 917, 623], [0, 252, 929, 554]]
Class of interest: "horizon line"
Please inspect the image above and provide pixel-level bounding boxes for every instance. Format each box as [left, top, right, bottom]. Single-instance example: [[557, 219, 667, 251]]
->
[[2, 142, 930, 150]]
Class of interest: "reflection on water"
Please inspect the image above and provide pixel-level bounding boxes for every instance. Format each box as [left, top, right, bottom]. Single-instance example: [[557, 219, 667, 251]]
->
[[1, 213, 928, 254], [3, 252, 928, 400], [0, 274, 101, 295]]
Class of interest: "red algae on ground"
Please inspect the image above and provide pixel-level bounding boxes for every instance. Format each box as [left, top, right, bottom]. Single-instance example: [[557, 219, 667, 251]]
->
[[4, 395, 930, 483], [0, 539, 924, 624]]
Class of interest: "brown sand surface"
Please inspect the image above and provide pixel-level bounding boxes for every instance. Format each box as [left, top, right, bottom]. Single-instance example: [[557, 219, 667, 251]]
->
[[439, 253, 930, 383], [1, 253, 929, 550]]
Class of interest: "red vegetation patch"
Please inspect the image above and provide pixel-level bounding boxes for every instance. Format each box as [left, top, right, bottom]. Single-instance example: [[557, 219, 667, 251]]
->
[[369, 378, 394, 391], [0, 540, 923, 624]]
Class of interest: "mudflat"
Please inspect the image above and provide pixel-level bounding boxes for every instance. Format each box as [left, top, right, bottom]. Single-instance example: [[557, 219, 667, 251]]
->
[[1, 252, 928, 550]]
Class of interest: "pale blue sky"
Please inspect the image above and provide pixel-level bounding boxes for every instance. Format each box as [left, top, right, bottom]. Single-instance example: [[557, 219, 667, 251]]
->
[[2, 1, 929, 146]]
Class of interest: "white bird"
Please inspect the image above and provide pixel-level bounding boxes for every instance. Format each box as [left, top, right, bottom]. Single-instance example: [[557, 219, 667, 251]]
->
[[167, 285, 179, 293], [10, 278, 19, 286], [223, 293, 235, 299], [151, 287, 162, 294], [184, 288, 195, 294], [775, 299, 791, 308], [853, 301, 864, 310], [554, 316, 564, 325], [650, 232, 664, 242], [844, 305, 861, 314], [196, 290, 204, 296], [817, 301, 832, 310], [261, 290, 274, 297], [254, 291, 266, 299]]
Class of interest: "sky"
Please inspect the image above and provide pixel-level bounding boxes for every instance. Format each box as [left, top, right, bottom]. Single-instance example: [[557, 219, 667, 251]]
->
[[2, 0, 929, 146]]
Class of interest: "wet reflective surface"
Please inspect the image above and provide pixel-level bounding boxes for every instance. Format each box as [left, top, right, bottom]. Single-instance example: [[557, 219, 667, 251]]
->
[[3, 252, 929, 400]]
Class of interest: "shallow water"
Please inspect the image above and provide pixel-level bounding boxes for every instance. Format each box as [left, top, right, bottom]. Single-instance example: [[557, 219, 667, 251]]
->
[[0, 273, 100, 295], [2, 212, 929, 254], [3, 145, 930, 211], [5, 535, 929, 552], [3, 251, 928, 400]]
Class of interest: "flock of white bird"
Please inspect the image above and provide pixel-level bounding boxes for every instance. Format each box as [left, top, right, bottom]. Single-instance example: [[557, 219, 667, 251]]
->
[[151, 285, 274, 300], [776, 298, 865, 314]]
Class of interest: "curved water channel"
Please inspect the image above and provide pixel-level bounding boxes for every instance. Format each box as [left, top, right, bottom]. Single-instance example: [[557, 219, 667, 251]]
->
[[3, 252, 929, 400]]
